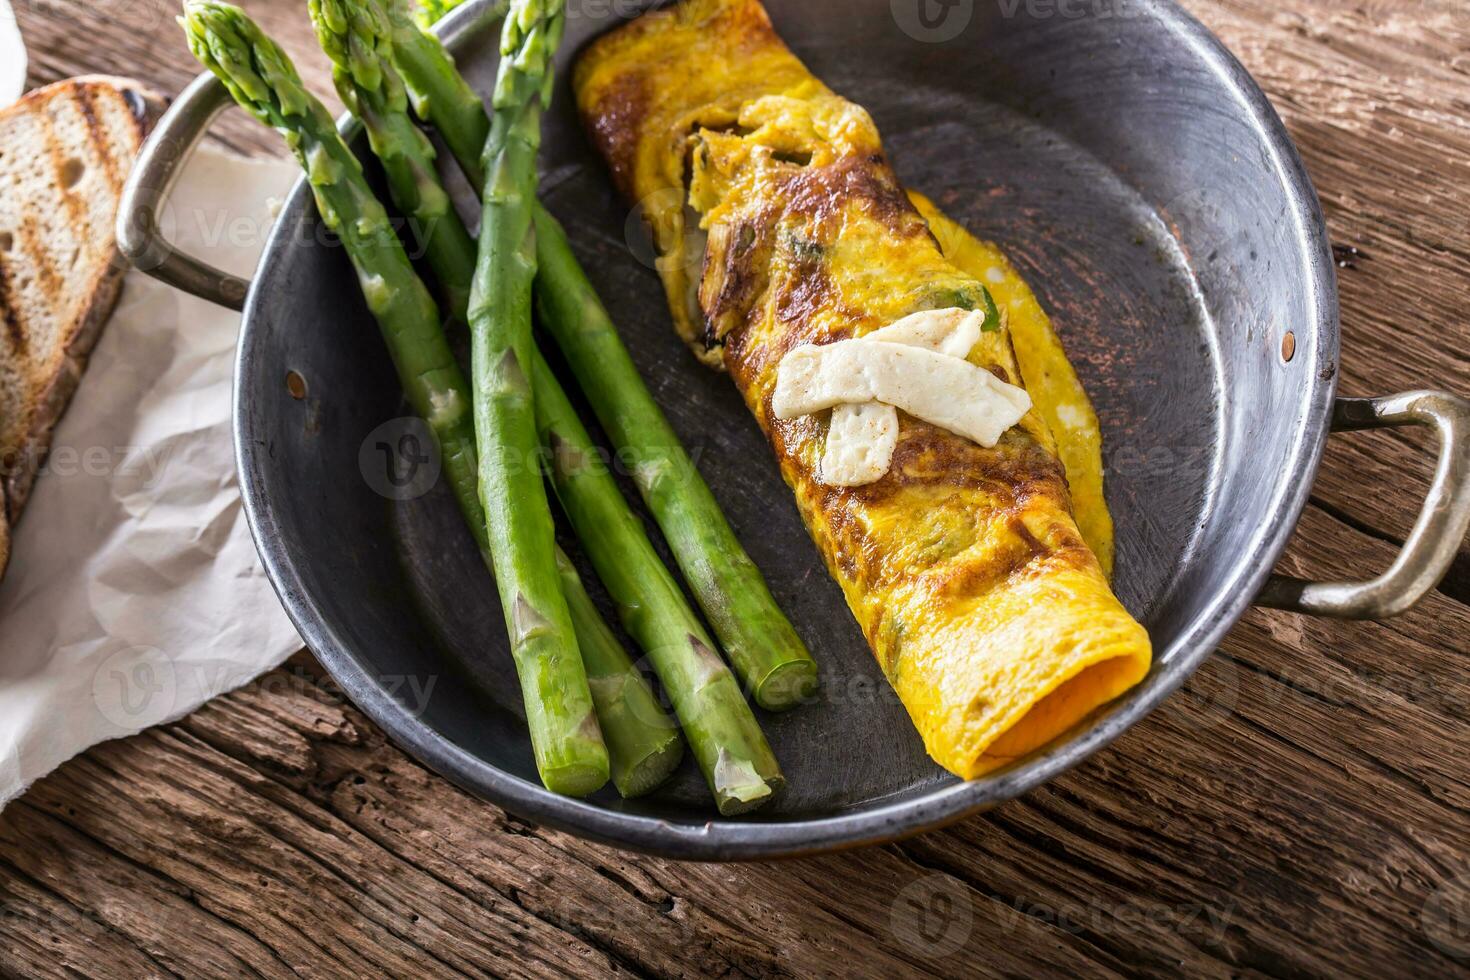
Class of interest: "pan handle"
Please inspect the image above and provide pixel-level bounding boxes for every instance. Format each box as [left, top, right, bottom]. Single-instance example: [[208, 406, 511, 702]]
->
[[1257, 391, 1470, 618], [117, 73, 251, 311], [118, 0, 506, 308]]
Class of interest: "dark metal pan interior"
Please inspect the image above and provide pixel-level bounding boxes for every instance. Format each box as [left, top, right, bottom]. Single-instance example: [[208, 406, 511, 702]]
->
[[236, 0, 1337, 858]]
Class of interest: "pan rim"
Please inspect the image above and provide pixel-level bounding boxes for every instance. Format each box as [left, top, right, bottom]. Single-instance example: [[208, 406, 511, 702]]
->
[[234, 0, 1339, 860]]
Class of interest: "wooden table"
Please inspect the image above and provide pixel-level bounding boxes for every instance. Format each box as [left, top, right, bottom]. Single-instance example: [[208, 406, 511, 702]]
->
[[4, 1, 1469, 976]]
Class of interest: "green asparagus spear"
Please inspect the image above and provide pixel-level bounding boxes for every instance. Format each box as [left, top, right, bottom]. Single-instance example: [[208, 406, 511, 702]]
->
[[368, 0, 820, 709], [463, 0, 606, 794], [531, 349, 783, 814], [413, 0, 469, 30], [555, 550, 683, 797], [369, 0, 493, 187], [532, 209, 818, 709], [320, 0, 782, 811], [181, 0, 609, 797], [309, 0, 680, 797], [374, 0, 498, 177], [309, 0, 471, 319]]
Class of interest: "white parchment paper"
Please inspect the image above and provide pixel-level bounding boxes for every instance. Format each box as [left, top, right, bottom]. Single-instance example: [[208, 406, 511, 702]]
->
[[0, 0, 24, 105], [0, 146, 304, 807]]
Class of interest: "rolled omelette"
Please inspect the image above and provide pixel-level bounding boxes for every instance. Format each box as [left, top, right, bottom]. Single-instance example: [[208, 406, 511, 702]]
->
[[573, 0, 1151, 778]]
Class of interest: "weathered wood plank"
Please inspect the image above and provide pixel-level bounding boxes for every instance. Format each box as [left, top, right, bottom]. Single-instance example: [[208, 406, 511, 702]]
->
[[1190, 0, 1470, 600], [16, 0, 340, 156], [907, 507, 1470, 978], [3, 509, 1465, 977], [3, 654, 1127, 978]]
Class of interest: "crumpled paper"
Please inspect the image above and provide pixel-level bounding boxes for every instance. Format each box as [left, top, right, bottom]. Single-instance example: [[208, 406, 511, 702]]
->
[[0, 146, 304, 807], [0, 0, 24, 105]]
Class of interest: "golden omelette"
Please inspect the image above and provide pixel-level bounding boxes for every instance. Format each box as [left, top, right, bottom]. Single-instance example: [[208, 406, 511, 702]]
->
[[575, 0, 1148, 778]]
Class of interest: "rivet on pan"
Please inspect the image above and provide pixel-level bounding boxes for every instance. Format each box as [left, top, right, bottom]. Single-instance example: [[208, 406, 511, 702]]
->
[[286, 370, 309, 400], [1281, 331, 1296, 363]]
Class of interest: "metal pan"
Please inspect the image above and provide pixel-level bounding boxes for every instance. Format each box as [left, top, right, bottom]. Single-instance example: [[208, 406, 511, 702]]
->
[[119, 0, 1470, 860]]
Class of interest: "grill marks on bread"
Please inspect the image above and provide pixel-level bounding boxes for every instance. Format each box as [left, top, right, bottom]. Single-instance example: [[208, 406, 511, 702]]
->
[[0, 77, 159, 574], [0, 250, 24, 354], [71, 82, 126, 194], [38, 98, 97, 248], [0, 80, 131, 360]]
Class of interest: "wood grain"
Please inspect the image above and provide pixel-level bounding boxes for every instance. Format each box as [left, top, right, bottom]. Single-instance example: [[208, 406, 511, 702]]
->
[[3, 1, 1469, 977]]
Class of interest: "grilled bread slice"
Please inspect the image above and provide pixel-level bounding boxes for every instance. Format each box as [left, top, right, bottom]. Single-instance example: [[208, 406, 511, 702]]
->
[[0, 76, 163, 578]]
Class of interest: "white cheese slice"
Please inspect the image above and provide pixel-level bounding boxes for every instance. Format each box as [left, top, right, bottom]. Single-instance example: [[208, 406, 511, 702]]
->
[[820, 308, 986, 485], [774, 339, 1031, 449], [864, 307, 985, 358], [820, 401, 900, 486]]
